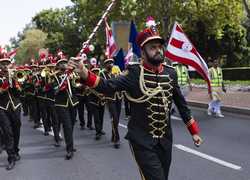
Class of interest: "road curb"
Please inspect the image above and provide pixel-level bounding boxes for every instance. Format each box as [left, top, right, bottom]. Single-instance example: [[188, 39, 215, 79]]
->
[[187, 100, 250, 116]]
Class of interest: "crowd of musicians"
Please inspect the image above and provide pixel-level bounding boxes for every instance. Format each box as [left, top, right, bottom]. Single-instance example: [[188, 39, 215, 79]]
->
[[0, 49, 130, 170]]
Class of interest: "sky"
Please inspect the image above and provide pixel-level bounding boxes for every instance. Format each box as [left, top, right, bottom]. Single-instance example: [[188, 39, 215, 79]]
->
[[0, 0, 73, 46]]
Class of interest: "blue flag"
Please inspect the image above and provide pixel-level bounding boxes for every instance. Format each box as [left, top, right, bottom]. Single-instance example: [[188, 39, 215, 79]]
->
[[129, 21, 141, 58], [114, 48, 125, 71]]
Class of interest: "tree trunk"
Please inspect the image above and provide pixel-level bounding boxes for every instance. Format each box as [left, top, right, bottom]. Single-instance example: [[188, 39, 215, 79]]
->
[[242, 0, 250, 18]]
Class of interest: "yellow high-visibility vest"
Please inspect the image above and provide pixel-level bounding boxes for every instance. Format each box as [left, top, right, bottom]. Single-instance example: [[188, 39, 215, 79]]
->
[[112, 65, 121, 76], [209, 67, 223, 87], [175, 65, 189, 86]]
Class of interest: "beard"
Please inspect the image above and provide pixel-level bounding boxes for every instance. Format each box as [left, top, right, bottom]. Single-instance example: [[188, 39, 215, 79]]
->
[[144, 50, 164, 66]]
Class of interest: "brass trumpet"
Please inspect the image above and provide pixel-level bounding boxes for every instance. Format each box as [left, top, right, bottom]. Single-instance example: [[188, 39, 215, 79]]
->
[[41, 67, 51, 78], [71, 73, 82, 88], [13, 70, 29, 83]]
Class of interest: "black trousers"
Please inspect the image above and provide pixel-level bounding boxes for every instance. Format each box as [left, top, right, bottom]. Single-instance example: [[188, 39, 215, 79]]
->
[[5, 107, 22, 154], [55, 105, 77, 152], [41, 100, 60, 142], [20, 96, 28, 115], [107, 99, 121, 143], [88, 103, 104, 135], [124, 96, 131, 116], [39, 99, 50, 132], [77, 96, 92, 127], [0, 109, 15, 162], [27, 95, 40, 125], [129, 141, 172, 180]]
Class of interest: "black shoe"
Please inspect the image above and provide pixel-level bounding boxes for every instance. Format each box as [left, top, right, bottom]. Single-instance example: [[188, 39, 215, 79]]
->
[[73, 148, 77, 152], [65, 151, 74, 160], [23, 113, 28, 117], [44, 131, 49, 136], [14, 153, 21, 161], [80, 126, 85, 130], [54, 141, 61, 147], [6, 161, 15, 170], [114, 142, 120, 149], [100, 131, 106, 135], [95, 134, 101, 140]]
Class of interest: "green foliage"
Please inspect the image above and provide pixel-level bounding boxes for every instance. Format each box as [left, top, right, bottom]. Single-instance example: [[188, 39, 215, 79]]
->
[[15, 29, 47, 64], [10, 0, 250, 67]]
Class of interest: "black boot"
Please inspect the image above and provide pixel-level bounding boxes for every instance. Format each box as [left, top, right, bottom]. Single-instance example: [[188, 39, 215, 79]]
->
[[113, 141, 120, 149], [6, 160, 15, 171], [65, 151, 74, 160], [14, 153, 21, 161]]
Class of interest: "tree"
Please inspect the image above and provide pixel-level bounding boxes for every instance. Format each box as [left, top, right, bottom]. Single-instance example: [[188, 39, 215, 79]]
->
[[29, 0, 249, 66], [15, 29, 47, 64]]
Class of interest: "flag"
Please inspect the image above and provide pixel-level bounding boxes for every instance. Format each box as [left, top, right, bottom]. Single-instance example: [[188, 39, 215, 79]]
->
[[165, 22, 211, 93], [7, 48, 18, 63], [114, 48, 125, 71], [129, 20, 141, 58], [105, 18, 118, 58], [124, 48, 133, 65]]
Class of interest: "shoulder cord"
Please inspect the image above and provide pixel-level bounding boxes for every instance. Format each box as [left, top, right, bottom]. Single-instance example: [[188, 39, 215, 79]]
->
[[124, 65, 166, 104]]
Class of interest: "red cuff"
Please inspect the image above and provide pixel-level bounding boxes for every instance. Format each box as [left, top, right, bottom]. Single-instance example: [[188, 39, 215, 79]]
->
[[187, 119, 200, 135], [1, 81, 9, 90], [85, 71, 100, 88], [44, 84, 51, 91]]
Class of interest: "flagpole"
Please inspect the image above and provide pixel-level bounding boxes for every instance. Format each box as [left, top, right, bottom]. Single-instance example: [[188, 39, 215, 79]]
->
[[80, 0, 117, 52], [59, 0, 117, 90]]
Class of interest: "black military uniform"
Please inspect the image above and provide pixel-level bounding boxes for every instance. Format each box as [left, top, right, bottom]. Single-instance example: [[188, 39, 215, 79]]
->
[[87, 67, 105, 140], [22, 67, 41, 128], [81, 21, 201, 180], [75, 83, 92, 130], [0, 58, 22, 170], [100, 61, 122, 148], [53, 59, 79, 159]]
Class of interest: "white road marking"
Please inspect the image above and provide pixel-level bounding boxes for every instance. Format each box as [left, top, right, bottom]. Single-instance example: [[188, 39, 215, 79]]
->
[[174, 144, 242, 171], [171, 115, 182, 121], [118, 123, 242, 171]]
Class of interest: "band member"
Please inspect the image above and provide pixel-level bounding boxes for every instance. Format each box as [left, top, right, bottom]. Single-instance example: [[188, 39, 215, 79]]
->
[[69, 17, 203, 180], [38, 56, 61, 146], [71, 57, 92, 130], [0, 57, 22, 170], [100, 58, 122, 149], [87, 66, 105, 140], [22, 61, 41, 128], [53, 57, 79, 160]]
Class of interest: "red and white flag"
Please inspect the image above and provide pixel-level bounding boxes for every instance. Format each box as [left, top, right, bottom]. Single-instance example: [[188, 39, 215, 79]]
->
[[124, 48, 133, 65], [7, 48, 18, 59], [105, 18, 118, 58], [165, 22, 211, 93]]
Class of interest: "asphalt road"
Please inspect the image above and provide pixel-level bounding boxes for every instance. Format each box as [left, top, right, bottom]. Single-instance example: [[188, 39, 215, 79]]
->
[[0, 106, 249, 180]]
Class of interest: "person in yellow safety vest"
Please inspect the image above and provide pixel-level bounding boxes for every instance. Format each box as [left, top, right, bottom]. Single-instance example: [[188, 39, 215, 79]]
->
[[111, 65, 121, 77], [171, 62, 192, 115], [173, 62, 192, 97], [207, 59, 226, 117]]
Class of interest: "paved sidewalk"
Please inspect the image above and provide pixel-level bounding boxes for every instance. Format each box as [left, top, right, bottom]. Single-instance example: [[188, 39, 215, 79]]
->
[[186, 87, 250, 115]]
